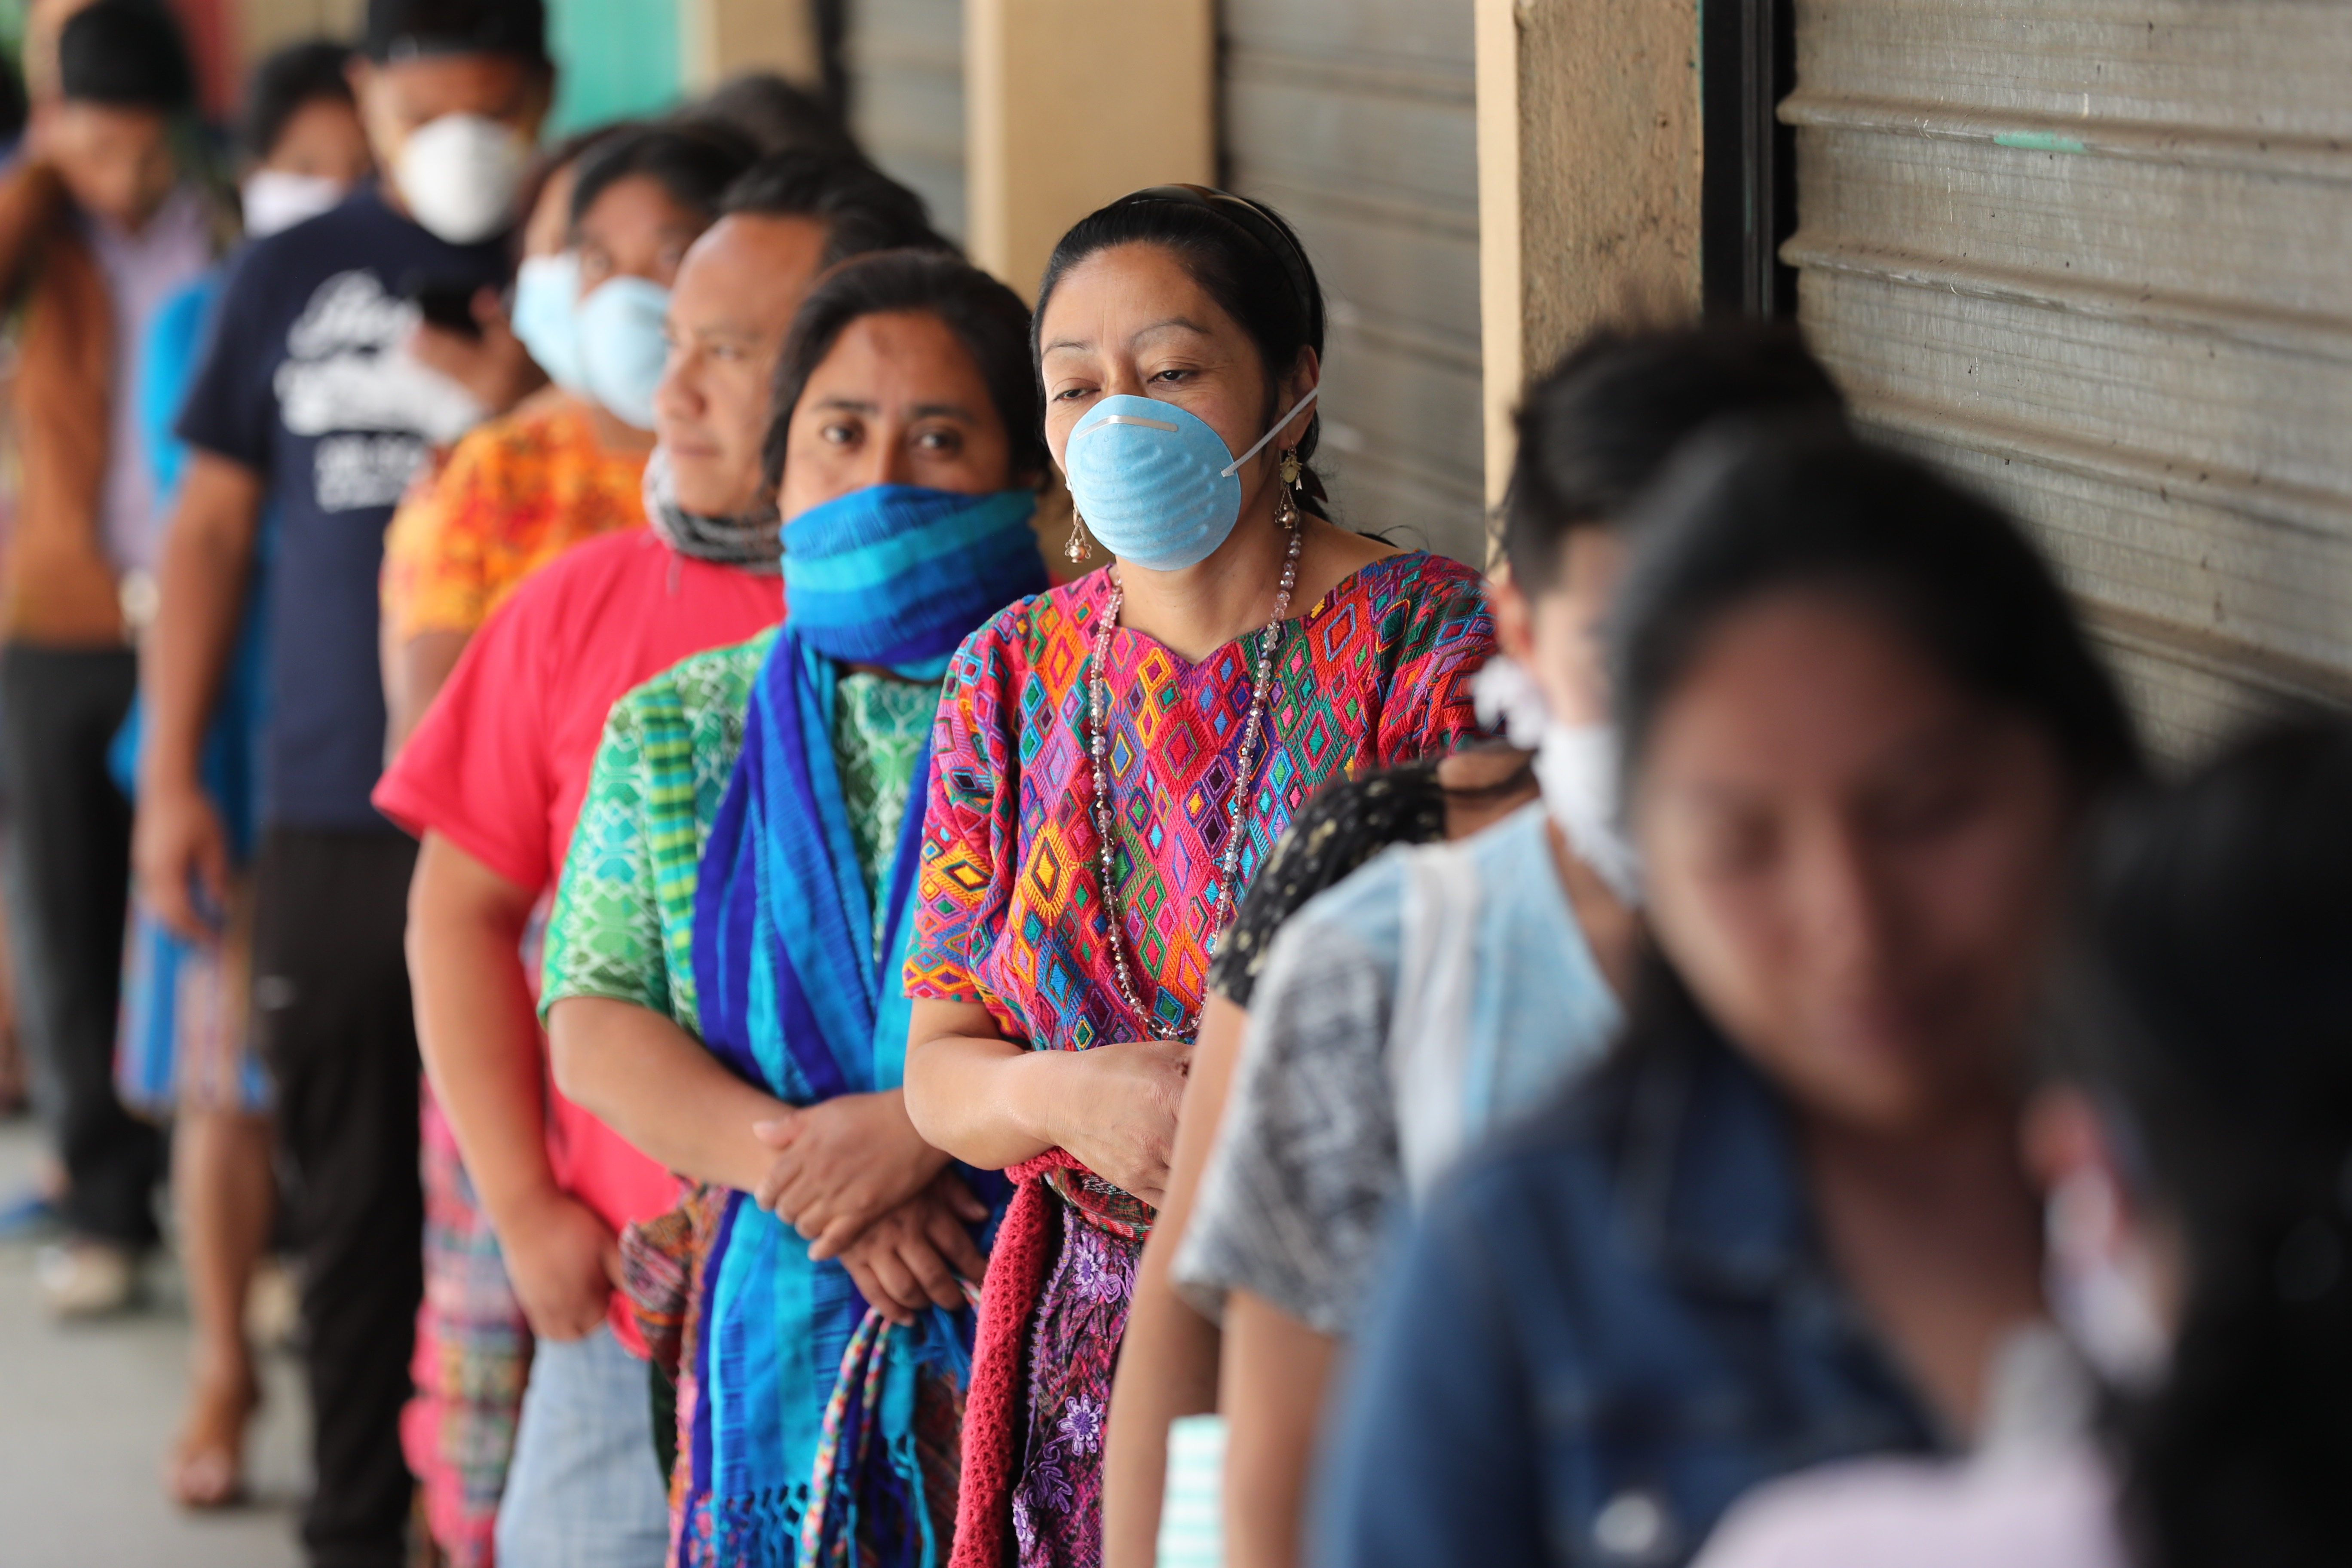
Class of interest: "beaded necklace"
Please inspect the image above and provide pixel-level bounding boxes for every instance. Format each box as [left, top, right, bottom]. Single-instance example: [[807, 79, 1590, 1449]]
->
[[1087, 512, 1303, 1041]]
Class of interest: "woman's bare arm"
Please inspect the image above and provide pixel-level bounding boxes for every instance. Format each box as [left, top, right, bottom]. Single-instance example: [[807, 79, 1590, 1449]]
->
[[905, 997, 1193, 1207], [1221, 1289, 1341, 1568], [547, 995, 793, 1194], [1103, 992, 1250, 1568]]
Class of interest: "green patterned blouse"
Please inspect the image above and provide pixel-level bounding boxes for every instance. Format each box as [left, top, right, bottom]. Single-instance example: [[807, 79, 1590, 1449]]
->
[[540, 627, 940, 1035]]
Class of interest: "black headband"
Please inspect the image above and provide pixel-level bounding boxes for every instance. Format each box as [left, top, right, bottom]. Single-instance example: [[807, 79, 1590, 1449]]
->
[[1116, 184, 1324, 353]]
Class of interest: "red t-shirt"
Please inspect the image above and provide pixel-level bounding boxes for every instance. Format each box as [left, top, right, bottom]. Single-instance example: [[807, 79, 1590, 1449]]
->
[[374, 528, 781, 1348]]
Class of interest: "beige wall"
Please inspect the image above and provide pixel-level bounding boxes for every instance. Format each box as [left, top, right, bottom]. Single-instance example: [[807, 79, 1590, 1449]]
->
[[1475, 0, 1703, 524], [679, 0, 821, 94], [233, 0, 363, 79], [963, 0, 1216, 301]]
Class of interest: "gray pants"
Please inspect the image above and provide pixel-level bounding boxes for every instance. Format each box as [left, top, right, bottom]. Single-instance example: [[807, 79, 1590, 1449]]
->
[[495, 1323, 671, 1568]]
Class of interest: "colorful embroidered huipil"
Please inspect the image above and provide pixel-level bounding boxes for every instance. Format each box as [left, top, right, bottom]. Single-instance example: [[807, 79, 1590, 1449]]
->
[[905, 551, 1495, 1568]]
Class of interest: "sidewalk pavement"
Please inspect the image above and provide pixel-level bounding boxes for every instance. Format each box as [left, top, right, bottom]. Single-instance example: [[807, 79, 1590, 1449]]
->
[[0, 1113, 305, 1567]]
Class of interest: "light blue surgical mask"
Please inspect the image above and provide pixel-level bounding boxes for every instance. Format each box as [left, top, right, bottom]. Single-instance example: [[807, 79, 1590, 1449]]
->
[[1063, 386, 1320, 571], [577, 275, 672, 431], [511, 251, 588, 395]]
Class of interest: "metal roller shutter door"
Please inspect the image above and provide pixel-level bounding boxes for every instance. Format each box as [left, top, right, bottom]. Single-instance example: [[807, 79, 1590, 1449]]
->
[[1782, 0, 2352, 755], [845, 0, 967, 240], [1222, 0, 1486, 565]]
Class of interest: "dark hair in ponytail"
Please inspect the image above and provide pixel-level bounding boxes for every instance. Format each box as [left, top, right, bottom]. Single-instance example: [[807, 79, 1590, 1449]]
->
[[1033, 184, 1332, 517], [1502, 321, 1846, 593], [1611, 424, 2142, 798], [2070, 714, 2352, 1568]]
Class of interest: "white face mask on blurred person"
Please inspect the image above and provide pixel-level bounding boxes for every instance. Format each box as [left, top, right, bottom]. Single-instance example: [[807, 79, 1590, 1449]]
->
[[2045, 1165, 2171, 1391], [395, 113, 527, 244], [241, 170, 347, 238], [1475, 656, 1643, 905]]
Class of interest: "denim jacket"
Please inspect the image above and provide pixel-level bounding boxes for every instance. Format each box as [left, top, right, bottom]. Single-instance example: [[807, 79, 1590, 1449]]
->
[[1312, 1027, 1943, 1567]]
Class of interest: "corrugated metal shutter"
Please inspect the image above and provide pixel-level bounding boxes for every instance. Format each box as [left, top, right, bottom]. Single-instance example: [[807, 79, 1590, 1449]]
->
[[845, 0, 966, 241], [1222, 0, 1485, 565], [1782, 0, 2352, 756]]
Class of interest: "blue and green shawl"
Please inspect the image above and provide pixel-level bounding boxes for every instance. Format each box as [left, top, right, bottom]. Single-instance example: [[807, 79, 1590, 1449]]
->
[[683, 483, 1046, 1566]]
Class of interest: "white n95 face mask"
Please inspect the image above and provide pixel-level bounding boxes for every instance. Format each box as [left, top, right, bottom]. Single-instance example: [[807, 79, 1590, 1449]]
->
[[1062, 386, 1319, 572], [395, 114, 527, 245], [1473, 655, 1643, 905], [241, 170, 346, 238]]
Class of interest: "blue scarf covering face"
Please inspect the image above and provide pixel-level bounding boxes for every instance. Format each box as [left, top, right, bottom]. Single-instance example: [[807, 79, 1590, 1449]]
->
[[687, 483, 1046, 1566]]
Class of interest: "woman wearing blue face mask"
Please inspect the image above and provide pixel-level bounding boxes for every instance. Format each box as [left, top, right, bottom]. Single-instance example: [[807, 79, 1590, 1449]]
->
[[543, 249, 1051, 1566], [897, 187, 1499, 1568]]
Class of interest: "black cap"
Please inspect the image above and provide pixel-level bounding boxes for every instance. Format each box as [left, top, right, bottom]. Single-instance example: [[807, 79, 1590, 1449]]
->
[[58, 0, 195, 111], [363, 0, 548, 65]]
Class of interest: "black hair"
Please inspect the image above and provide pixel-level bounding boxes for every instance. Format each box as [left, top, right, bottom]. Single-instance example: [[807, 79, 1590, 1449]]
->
[[1612, 424, 2143, 796], [363, 0, 548, 65], [58, 0, 193, 110], [2064, 714, 2352, 1568], [762, 248, 1049, 495], [675, 72, 850, 158], [568, 121, 757, 230], [1504, 322, 1847, 592], [1033, 184, 1332, 516], [717, 149, 952, 270], [241, 40, 354, 163]]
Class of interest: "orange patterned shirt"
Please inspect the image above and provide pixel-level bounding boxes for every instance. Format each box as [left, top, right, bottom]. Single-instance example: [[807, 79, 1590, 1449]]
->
[[381, 395, 651, 642]]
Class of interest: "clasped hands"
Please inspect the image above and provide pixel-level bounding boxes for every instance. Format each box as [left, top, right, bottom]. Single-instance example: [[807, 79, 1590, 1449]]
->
[[752, 1090, 989, 1326]]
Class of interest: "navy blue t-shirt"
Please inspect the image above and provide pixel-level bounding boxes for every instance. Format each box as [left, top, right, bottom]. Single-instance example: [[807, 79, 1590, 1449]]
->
[[177, 185, 507, 830]]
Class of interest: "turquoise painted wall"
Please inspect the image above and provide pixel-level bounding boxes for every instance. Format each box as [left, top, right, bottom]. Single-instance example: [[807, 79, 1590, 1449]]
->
[[545, 0, 683, 137]]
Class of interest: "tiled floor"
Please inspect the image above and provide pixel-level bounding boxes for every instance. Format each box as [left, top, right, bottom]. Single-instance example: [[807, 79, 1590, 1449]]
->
[[0, 1114, 306, 1567]]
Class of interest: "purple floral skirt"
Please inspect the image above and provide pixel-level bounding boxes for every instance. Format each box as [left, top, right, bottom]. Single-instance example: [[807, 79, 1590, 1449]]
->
[[1008, 1170, 1151, 1568]]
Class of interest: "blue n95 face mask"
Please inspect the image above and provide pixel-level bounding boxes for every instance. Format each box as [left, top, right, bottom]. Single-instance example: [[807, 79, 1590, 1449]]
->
[[511, 252, 588, 395], [577, 275, 673, 431], [1063, 386, 1320, 571]]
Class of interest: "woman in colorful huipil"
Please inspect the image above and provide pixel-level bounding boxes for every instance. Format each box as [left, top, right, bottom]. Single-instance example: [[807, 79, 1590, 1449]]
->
[[541, 250, 1049, 1566], [902, 187, 1498, 1568]]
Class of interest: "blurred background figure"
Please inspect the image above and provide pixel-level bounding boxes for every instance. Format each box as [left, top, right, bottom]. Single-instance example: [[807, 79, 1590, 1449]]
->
[[106, 35, 367, 1511], [0, 0, 224, 1319], [376, 115, 754, 1568], [134, 0, 551, 1559], [1697, 714, 2352, 1568]]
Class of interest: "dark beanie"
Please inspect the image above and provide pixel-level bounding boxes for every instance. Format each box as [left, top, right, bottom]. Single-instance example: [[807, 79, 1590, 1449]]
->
[[58, 0, 195, 111], [363, 0, 548, 65]]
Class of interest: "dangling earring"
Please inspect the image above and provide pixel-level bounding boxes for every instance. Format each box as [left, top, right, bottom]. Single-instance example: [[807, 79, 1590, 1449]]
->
[[1276, 450, 1303, 531], [1066, 508, 1095, 564]]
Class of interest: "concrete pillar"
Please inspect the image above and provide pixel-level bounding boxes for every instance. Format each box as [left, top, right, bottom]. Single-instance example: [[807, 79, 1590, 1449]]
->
[[964, 0, 1216, 302], [679, 0, 822, 94], [1475, 0, 1703, 525]]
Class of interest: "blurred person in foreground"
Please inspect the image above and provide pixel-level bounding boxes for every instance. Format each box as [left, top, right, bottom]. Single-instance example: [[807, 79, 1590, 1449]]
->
[[1698, 714, 2352, 1568], [0, 0, 227, 1317], [379, 118, 754, 1568], [373, 152, 950, 1568], [1108, 324, 1848, 1568], [107, 39, 370, 1507], [134, 0, 553, 1559], [1317, 430, 2142, 1566]]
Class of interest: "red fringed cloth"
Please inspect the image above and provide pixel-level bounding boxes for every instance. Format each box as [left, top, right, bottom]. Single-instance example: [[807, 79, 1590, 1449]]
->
[[950, 1148, 1083, 1568]]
